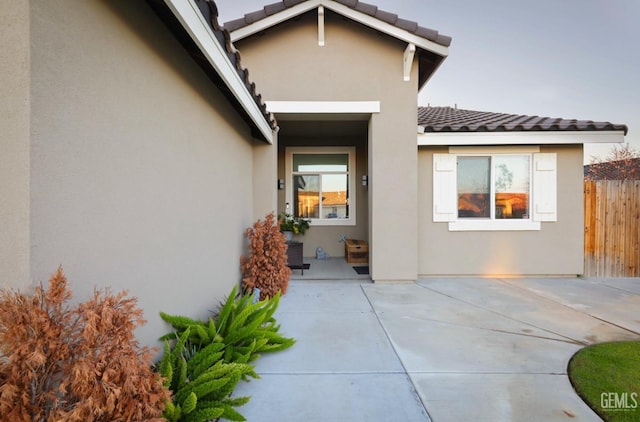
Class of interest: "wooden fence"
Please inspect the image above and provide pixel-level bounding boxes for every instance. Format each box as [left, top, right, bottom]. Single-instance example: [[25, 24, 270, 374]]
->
[[584, 180, 640, 277]]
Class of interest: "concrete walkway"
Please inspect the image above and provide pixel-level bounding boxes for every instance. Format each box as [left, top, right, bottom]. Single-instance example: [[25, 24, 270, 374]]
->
[[233, 278, 640, 421]]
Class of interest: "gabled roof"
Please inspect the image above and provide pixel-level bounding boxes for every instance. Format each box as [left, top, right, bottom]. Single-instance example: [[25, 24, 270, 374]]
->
[[225, 0, 451, 48], [147, 0, 276, 142], [223, 0, 450, 88], [418, 106, 629, 135]]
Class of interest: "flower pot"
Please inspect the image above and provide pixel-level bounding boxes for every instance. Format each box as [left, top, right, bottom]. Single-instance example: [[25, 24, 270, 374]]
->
[[282, 231, 294, 242]]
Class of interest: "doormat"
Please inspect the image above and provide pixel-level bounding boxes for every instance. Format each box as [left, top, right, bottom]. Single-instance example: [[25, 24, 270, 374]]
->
[[289, 263, 311, 270], [353, 266, 369, 275]]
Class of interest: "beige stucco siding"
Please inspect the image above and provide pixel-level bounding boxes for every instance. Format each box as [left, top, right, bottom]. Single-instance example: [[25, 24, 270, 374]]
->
[[235, 10, 420, 281], [0, 1, 31, 289], [29, 0, 260, 347], [418, 145, 585, 276]]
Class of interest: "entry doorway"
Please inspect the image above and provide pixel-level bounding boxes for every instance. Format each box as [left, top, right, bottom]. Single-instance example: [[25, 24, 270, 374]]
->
[[276, 118, 370, 270]]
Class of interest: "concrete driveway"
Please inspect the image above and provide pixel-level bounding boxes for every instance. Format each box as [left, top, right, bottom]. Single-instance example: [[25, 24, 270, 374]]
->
[[233, 278, 640, 421]]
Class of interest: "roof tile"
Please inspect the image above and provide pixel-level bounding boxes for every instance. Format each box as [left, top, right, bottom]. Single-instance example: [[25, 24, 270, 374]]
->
[[224, 17, 247, 32], [244, 9, 267, 24], [264, 3, 287, 15], [374, 9, 398, 25], [335, 0, 358, 7], [418, 106, 628, 135], [354, 2, 377, 16], [284, 0, 305, 7], [395, 17, 418, 33]]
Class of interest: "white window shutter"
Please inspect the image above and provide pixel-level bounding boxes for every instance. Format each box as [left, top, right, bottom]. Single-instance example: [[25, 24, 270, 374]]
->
[[533, 153, 557, 222], [433, 154, 457, 222]]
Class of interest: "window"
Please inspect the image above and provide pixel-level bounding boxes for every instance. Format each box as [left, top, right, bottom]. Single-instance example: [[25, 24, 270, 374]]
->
[[433, 148, 557, 231], [286, 147, 356, 225], [457, 155, 530, 219]]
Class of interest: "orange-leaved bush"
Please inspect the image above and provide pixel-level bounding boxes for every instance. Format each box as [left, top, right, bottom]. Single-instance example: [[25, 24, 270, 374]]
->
[[0, 267, 169, 422], [241, 212, 291, 300]]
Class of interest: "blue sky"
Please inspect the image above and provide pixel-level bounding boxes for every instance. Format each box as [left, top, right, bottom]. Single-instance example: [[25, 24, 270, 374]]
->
[[215, 0, 640, 162]]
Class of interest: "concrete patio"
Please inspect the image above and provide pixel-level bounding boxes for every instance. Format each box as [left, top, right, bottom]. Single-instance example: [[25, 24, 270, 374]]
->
[[233, 277, 640, 421]]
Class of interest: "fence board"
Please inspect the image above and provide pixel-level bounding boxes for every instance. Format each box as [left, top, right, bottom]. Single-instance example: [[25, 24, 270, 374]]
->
[[584, 180, 640, 277]]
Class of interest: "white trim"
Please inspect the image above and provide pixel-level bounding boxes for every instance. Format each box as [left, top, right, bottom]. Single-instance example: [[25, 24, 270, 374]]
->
[[163, 0, 274, 143], [418, 130, 626, 146], [266, 101, 381, 114], [403, 43, 416, 82], [449, 146, 540, 154], [432, 154, 457, 222], [318, 6, 325, 46], [532, 153, 558, 222], [433, 148, 550, 231], [285, 147, 356, 226], [229, 0, 449, 57], [449, 220, 541, 231], [230, 1, 320, 42]]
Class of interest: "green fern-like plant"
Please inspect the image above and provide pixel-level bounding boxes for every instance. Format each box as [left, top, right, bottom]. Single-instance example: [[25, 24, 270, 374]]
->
[[158, 328, 257, 422], [160, 285, 295, 364], [157, 285, 295, 422]]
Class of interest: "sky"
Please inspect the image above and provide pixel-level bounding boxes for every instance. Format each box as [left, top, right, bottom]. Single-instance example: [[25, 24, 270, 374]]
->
[[215, 0, 640, 162]]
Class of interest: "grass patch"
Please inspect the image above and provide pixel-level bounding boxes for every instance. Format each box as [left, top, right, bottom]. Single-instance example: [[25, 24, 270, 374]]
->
[[568, 341, 640, 421]]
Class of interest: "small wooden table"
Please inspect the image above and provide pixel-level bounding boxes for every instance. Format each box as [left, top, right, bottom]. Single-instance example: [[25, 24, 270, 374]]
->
[[286, 241, 304, 274]]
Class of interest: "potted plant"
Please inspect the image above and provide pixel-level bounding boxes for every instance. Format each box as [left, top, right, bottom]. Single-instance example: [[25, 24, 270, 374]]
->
[[278, 212, 310, 241]]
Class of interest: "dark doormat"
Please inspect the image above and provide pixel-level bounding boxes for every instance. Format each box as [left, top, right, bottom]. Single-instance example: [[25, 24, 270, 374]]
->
[[289, 263, 310, 270], [353, 266, 369, 275]]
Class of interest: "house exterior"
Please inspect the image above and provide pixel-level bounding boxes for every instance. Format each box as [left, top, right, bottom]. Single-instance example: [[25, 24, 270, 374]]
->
[[0, 0, 629, 346], [418, 106, 627, 276], [224, 0, 627, 279]]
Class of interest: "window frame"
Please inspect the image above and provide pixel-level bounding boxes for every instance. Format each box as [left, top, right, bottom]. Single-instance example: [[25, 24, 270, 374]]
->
[[285, 147, 356, 226], [433, 146, 557, 231], [456, 152, 533, 218]]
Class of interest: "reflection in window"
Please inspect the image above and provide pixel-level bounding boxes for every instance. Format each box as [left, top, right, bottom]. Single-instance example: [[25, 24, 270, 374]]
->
[[457, 155, 531, 220], [494, 156, 530, 219], [292, 153, 350, 221], [457, 157, 490, 218]]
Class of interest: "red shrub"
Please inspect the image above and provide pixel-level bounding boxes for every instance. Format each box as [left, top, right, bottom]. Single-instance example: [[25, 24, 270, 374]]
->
[[0, 268, 169, 421], [240, 213, 291, 299]]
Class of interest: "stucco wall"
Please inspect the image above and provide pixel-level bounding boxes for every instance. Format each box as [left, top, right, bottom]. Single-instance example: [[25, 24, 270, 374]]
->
[[418, 145, 585, 276], [0, 1, 30, 289], [234, 10, 420, 281], [29, 0, 259, 348]]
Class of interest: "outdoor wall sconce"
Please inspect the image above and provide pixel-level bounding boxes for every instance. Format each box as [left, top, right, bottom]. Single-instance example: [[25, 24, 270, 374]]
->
[[362, 175, 368, 187], [277, 179, 285, 190]]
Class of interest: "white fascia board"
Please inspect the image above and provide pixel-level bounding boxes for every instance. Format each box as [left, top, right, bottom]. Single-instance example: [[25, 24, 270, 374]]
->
[[324, 1, 449, 57], [417, 130, 626, 146], [230, 0, 449, 58], [164, 0, 274, 143], [230, 1, 321, 42], [267, 101, 380, 114]]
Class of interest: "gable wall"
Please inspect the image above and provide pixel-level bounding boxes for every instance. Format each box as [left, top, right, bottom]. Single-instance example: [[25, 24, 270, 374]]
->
[[418, 144, 585, 276], [235, 10, 421, 281], [28, 0, 261, 348]]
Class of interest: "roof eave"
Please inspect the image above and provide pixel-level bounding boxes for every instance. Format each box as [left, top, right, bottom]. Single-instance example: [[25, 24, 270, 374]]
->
[[228, 0, 449, 58], [153, 0, 275, 143], [417, 130, 626, 146]]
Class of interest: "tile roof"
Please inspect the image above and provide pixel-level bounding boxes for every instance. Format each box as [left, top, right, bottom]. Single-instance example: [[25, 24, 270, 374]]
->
[[147, 0, 277, 139], [418, 106, 628, 135], [223, 0, 452, 47], [584, 158, 640, 180]]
